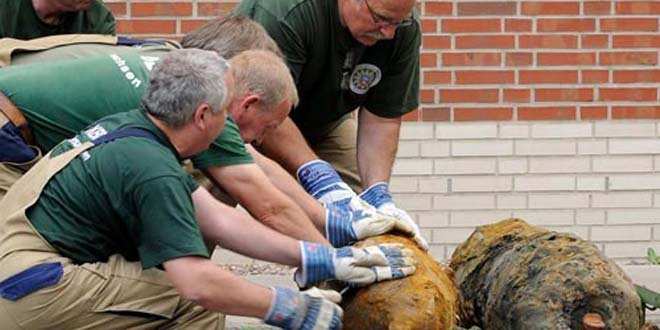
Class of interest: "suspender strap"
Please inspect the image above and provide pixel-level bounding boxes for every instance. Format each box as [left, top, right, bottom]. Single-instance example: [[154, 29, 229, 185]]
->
[[0, 91, 34, 145], [91, 127, 161, 147], [116, 36, 182, 49]]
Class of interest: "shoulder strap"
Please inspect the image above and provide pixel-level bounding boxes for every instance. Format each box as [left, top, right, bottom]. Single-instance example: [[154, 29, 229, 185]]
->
[[91, 127, 161, 147]]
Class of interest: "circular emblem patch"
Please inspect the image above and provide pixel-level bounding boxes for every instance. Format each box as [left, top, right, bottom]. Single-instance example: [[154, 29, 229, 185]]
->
[[349, 63, 382, 95]]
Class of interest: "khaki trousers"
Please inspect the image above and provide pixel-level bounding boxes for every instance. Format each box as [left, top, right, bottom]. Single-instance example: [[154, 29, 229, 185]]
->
[[0, 34, 118, 67], [309, 116, 363, 193], [0, 142, 224, 329]]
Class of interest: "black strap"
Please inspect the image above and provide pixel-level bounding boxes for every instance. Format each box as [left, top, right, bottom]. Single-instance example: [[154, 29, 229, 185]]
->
[[116, 36, 169, 47], [91, 127, 161, 147]]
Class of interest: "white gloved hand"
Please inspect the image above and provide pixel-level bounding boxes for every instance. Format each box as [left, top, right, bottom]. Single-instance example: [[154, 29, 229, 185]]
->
[[302, 287, 342, 304], [359, 182, 429, 251], [264, 287, 342, 330], [325, 200, 413, 247], [296, 159, 358, 205], [295, 242, 416, 288]]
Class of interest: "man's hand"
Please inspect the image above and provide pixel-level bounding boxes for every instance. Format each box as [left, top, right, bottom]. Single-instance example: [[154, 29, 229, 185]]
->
[[295, 242, 416, 288], [297, 159, 358, 205], [325, 201, 414, 247], [264, 287, 342, 330], [360, 182, 429, 251]]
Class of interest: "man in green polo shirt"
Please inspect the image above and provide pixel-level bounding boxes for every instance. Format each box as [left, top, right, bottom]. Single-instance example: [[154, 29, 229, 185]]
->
[[0, 0, 115, 39], [235, 0, 428, 249], [0, 48, 416, 329]]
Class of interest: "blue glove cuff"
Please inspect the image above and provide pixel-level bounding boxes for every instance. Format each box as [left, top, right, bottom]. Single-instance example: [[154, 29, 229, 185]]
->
[[264, 287, 302, 328], [325, 206, 356, 247], [296, 160, 343, 198], [298, 242, 335, 287], [359, 182, 392, 208]]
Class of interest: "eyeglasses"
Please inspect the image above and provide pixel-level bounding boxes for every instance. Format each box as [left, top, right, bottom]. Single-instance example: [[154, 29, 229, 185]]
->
[[363, 0, 414, 28]]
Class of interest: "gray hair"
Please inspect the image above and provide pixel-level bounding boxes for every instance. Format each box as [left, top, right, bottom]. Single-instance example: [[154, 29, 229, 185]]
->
[[142, 49, 230, 128], [230, 50, 298, 110], [181, 15, 282, 59]]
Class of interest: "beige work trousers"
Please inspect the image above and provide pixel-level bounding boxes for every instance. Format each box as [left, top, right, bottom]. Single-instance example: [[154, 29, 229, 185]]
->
[[309, 116, 363, 193], [0, 142, 223, 329], [0, 34, 118, 67]]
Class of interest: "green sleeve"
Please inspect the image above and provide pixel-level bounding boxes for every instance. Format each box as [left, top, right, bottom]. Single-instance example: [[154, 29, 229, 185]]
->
[[99, 10, 116, 35], [132, 176, 208, 269], [364, 21, 421, 118], [191, 118, 253, 169], [234, 1, 307, 83], [90, 1, 117, 35]]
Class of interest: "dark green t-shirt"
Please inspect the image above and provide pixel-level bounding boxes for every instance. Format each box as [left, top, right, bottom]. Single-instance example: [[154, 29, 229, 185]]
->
[[0, 0, 116, 39], [28, 110, 208, 269], [234, 0, 420, 139], [0, 44, 253, 168]]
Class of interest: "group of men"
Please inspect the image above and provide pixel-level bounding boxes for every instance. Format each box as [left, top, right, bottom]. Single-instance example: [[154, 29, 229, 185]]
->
[[0, 0, 423, 328]]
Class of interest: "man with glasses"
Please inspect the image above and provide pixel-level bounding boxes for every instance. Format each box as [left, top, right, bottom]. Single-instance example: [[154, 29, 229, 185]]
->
[[235, 0, 428, 250]]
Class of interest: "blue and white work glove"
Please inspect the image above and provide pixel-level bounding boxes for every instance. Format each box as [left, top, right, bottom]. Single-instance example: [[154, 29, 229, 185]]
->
[[298, 159, 415, 246], [295, 242, 416, 288], [325, 202, 414, 247], [297, 159, 365, 207], [360, 182, 429, 251], [264, 286, 342, 330]]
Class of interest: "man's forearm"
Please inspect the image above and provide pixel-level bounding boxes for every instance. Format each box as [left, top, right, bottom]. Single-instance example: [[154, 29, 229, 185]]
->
[[246, 145, 327, 232], [257, 117, 317, 173], [192, 187, 302, 265], [357, 108, 402, 187], [205, 163, 327, 243], [165, 257, 272, 318]]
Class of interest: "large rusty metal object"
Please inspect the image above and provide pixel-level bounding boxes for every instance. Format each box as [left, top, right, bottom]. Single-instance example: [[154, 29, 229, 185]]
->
[[450, 218, 644, 330], [341, 234, 459, 329]]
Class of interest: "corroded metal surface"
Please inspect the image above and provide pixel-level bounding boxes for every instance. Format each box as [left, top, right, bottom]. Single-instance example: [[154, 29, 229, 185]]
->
[[450, 219, 644, 330], [341, 234, 459, 330]]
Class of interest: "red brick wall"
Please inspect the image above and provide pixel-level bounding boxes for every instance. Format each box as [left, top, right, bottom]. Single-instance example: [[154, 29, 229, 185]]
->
[[107, 0, 660, 122]]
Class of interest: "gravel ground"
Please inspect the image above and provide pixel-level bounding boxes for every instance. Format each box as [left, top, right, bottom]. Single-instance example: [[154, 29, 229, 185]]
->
[[219, 263, 295, 276]]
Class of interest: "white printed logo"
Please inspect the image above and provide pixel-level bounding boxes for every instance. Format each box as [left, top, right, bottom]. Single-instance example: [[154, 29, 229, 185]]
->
[[349, 63, 382, 95], [110, 54, 143, 88], [84, 125, 108, 141], [66, 136, 91, 161], [141, 56, 160, 71]]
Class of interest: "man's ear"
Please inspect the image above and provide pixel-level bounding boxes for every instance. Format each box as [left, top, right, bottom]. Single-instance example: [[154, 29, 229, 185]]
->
[[193, 103, 212, 130], [239, 94, 261, 112]]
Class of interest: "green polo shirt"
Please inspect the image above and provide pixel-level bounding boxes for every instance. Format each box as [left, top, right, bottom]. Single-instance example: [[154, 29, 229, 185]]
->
[[234, 0, 420, 139], [28, 110, 208, 268], [0, 44, 253, 168], [0, 0, 115, 40]]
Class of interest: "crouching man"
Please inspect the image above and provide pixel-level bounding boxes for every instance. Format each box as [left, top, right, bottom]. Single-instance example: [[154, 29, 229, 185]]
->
[[0, 49, 415, 329]]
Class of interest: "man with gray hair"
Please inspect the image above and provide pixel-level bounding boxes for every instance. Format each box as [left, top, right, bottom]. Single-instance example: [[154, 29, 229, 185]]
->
[[0, 48, 416, 329]]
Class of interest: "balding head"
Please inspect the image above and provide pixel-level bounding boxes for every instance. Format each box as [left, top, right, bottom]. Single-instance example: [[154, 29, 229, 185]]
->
[[226, 50, 297, 144], [229, 50, 298, 111]]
